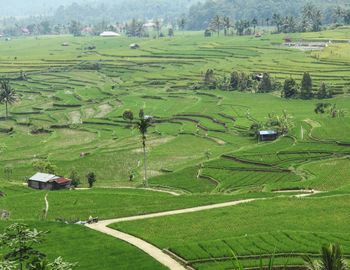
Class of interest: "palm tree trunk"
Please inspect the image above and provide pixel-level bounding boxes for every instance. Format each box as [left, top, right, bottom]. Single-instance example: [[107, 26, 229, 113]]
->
[[5, 101, 8, 119], [142, 138, 148, 187]]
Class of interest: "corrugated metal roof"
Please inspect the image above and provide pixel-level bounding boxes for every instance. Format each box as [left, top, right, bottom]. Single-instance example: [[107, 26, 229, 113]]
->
[[100, 31, 120, 37], [29, 173, 59, 183], [259, 130, 277, 135], [55, 177, 71, 184]]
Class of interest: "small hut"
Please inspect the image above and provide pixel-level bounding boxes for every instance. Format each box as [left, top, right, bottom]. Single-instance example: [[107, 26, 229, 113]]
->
[[258, 130, 278, 142], [129, 43, 140, 49], [28, 173, 71, 190]]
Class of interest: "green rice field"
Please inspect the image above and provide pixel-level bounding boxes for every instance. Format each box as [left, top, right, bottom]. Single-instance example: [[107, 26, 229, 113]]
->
[[0, 28, 349, 269]]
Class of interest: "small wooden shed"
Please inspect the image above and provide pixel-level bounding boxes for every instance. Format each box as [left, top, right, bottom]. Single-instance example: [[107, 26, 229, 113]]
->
[[258, 130, 278, 142], [28, 173, 71, 190]]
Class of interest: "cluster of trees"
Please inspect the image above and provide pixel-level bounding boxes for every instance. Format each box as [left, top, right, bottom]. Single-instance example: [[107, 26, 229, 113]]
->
[[124, 19, 175, 38], [202, 69, 279, 93], [281, 73, 333, 100], [333, 6, 350, 25], [0, 17, 178, 38], [205, 16, 261, 37], [315, 103, 346, 118], [202, 69, 333, 100], [0, 0, 194, 36], [1, 0, 350, 35], [0, 223, 76, 270], [188, 0, 350, 30], [248, 110, 294, 137], [203, 2, 334, 36]]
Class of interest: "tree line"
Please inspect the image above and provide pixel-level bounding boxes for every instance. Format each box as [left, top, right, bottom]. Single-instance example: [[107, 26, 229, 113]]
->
[[203, 3, 350, 36], [187, 0, 350, 30], [1, 1, 350, 36], [0, 17, 181, 38], [201, 69, 334, 100]]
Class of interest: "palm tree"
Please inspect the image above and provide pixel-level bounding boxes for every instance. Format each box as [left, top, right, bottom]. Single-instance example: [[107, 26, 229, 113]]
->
[[251, 18, 258, 34], [154, 19, 161, 38], [210, 15, 222, 37], [223, 16, 231, 36], [136, 109, 152, 187], [0, 80, 17, 119], [179, 17, 186, 35], [304, 243, 348, 270]]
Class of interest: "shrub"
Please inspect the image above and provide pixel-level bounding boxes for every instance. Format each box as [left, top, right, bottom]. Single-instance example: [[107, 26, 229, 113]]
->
[[204, 29, 212, 37], [203, 69, 217, 89], [32, 159, 57, 174], [69, 170, 80, 188], [317, 82, 333, 99], [300, 72, 313, 99], [86, 172, 96, 188], [282, 78, 298, 98], [257, 73, 272, 93]]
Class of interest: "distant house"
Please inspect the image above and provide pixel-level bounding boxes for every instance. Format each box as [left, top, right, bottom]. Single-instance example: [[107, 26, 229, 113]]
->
[[258, 130, 278, 142], [253, 73, 263, 81], [82, 27, 93, 35], [143, 22, 156, 28], [129, 43, 140, 49], [28, 173, 71, 190], [99, 31, 121, 37], [21, 28, 30, 35]]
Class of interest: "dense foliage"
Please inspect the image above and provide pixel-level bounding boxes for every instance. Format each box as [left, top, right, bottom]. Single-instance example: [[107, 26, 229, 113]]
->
[[187, 0, 350, 30]]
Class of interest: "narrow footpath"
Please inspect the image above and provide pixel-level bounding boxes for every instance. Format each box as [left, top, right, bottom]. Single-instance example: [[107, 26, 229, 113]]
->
[[86, 193, 317, 270]]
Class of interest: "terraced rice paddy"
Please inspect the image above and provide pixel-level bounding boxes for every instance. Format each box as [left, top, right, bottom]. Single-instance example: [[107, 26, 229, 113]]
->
[[113, 195, 350, 269], [0, 30, 349, 188], [0, 28, 349, 269]]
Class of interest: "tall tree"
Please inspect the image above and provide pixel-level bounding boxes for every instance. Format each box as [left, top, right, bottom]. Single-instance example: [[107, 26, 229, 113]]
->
[[317, 82, 329, 99], [136, 109, 152, 187], [302, 3, 322, 32], [0, 80, 17, 119], [251, 18, 258, 34], [223, 16, 231, 36], [86, 172, 96, 188], [235, 20, 250, 36], [179, 17, 186, 35], [300, 72, 313, 99], [210, 15, 222, 36], [0, 223, 46, 270], [0, 223, 76, 270], [333, 6, 344, 23], [272, 13, 282, 32], [282, 78, 298, 98], [257, 73, 272, 93], [154, 19, 162, 38], [68, 20, 82, 36]]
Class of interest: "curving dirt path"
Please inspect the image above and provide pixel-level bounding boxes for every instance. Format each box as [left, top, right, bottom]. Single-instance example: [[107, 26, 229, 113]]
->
[[86, 198, 258, 269], [86, 194, 317, 269]]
